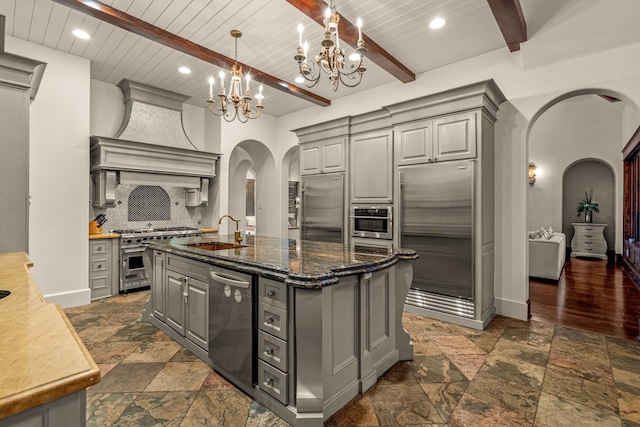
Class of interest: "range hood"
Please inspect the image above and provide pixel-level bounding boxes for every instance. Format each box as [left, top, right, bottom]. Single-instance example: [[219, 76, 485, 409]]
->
[[91, 80, 220, 207]]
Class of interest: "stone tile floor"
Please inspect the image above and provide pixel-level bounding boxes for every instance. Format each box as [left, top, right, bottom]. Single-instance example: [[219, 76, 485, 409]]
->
[[64, 290, 640, 426]]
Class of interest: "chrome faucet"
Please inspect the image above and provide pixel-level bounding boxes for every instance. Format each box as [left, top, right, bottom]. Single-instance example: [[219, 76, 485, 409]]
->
[[219, 214, 243, 245]]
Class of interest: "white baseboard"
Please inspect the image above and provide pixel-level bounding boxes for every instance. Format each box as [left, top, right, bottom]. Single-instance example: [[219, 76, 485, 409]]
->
[[495, 297, 528, 320], [44, 288, 91, 309]]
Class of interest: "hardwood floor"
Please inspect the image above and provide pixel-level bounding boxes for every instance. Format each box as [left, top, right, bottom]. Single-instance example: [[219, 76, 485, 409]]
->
[[529, 255, 640, 340]]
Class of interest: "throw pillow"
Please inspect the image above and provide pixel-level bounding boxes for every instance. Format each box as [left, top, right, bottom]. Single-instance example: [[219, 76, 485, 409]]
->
[[542, 226, 553, 240]]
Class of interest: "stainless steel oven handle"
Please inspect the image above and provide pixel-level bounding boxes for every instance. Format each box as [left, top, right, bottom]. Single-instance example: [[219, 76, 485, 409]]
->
[[349, 215, 392, 219], [122, 248, 146, 254]]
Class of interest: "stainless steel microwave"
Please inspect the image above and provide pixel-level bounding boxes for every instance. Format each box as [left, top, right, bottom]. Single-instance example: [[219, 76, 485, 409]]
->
[[350, 205, 393, 239]]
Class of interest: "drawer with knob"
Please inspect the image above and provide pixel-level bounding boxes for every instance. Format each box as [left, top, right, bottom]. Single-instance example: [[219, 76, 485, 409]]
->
[[259, 278, 287, 309], [258, 302, 287, 341], [258, 330, 288, 372], [258, 360, 288, 405]]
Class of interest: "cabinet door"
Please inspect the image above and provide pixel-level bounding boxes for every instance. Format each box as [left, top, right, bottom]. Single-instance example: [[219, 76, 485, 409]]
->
[[300, 142, 322, 175], [394, 120, 433, 166], [433, 112, 476, 161], [186, 277, 209, 350], [351, 130, 393, 203], [321, 138, 346, 173], [152, 251, 166, 321], [165, 270, 186, 335]]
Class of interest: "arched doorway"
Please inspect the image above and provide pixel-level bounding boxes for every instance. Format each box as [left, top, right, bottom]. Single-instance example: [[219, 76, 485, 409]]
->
[[227, 140, 277, 237]]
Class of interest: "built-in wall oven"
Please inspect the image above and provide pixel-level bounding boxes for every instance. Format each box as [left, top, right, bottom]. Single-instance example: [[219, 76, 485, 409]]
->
[[350, 205, 393, 240]]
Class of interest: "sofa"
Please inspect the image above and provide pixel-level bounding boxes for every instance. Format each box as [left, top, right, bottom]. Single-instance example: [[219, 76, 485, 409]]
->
[[529, 232, 566, 281]]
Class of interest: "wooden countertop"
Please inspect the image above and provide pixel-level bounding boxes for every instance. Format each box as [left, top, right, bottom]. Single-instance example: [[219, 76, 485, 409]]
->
[[0, 253, 100, 419], [89, 233, 120, 240], [149, 235, 418, 288]]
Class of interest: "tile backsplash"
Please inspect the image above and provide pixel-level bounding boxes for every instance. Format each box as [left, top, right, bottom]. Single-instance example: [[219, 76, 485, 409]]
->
[[89, 183, 203, 231]]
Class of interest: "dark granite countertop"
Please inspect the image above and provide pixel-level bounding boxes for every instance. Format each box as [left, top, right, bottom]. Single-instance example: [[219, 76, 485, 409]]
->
[[149, 234, 418, 289]]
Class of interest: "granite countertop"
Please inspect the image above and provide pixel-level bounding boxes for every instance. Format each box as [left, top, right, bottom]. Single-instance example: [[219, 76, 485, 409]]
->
[[0, 253, 100, 419], [149, 234, 418, 288]]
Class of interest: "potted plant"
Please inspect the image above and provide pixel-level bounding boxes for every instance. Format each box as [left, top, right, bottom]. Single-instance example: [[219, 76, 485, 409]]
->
[[576, 188, 599, 223]]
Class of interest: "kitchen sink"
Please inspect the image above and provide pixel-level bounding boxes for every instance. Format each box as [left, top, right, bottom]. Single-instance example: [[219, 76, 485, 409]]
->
[[187, 242, 246, 251]]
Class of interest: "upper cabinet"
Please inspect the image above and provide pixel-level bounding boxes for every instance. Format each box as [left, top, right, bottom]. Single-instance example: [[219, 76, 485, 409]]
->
[[350, 129, 393, 204], [394, 111, 477, 166], [293, 117, 351, 176], [433, 112, 477, 162], [300, 138, 346, 175]]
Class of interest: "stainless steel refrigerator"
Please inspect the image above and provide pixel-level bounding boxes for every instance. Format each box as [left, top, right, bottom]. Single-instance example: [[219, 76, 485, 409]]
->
[[301, 173, 344, 243], [399, 160, 474, 302]]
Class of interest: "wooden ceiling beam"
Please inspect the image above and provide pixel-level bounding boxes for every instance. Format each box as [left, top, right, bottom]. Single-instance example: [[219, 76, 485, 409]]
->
[[51, 0, 331, 107], [487, 0, 527, 52], [287, 0, 415, 83]]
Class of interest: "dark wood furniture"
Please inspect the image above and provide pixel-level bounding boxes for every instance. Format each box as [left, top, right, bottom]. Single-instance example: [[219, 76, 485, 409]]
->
[[622, 125, 640, 287]]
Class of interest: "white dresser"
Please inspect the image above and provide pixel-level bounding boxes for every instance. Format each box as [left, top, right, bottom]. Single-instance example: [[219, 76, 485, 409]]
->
[[570, 223, 608, 260]]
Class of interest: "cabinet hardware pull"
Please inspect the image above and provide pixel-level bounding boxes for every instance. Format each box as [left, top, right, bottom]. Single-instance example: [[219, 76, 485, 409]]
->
[[585, 234, 593, 237], [585, 227, 593, 230], [266, 317, 274, 324], [267, 290, 275, 297], [267, 378, 274, 386], [266, 348, 274, 356], [97, 264, 102, 269], [585, 248, 593, 251], [586, 241, 592, 244]]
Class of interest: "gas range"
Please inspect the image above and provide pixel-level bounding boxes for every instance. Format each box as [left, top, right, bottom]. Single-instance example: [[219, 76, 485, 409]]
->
[[112, 226, 202, 293], [113, 226, 203, 245]]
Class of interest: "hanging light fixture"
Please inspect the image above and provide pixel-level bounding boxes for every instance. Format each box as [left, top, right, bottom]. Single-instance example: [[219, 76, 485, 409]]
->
[[293, 1, 367, 91], [207, 30, 264, 123]]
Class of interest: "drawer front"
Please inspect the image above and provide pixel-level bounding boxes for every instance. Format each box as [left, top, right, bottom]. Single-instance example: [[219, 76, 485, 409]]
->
[[573, 238, 607, 251], [259, 278, 287, 310], [90, 275, 110, 291], [258, 360, 288, 405], [166, 254, 209, 282], [572, 226, 605, 239], [90, 240, 110, 257], [90, 258, 110, 274], [258, 330, 288, 372], [258, 302, 287, 341]]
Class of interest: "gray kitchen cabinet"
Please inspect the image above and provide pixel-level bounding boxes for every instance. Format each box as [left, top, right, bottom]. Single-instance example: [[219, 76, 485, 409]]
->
[[0, 44, 45, 254], [151, 250, 166, 321], [164, 254, 210, 350], [394, 111, 477, 166], [433, 111, 477, 162], [88, 239, 118, 300], [350, 129, 393, 203], [257, 277, 290, 405], [300, 138, 346, 175]]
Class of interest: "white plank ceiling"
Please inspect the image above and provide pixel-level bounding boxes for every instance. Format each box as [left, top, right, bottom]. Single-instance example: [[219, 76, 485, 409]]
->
[[0, 0, 555, 117]]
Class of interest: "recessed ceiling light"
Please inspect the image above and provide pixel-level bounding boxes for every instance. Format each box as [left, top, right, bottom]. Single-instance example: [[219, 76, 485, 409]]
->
[[72, 29, 90, 40], [429, 17, 446, 29], [178, 66, 191, 74], [295, 76, 304, 84]]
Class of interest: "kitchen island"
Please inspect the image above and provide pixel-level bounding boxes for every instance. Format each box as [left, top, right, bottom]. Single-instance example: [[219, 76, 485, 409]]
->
[[143, 234, 417, 427]]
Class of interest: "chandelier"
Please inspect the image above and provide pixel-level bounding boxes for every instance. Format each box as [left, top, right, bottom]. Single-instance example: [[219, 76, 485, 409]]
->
[[294, 1, 367, 91], [207, 30, 264, 123]]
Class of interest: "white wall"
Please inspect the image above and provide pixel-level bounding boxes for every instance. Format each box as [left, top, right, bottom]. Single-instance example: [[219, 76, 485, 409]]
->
[[5, 37, 92, 307], [528, 95, 624, 252]]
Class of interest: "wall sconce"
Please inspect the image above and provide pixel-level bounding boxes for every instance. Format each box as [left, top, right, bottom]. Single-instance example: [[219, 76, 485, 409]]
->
[[528, 162, 537, 186]]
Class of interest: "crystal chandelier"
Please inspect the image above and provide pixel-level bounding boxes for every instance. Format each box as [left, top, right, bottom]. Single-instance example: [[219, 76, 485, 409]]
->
[[294, 1, 367, 91], [207, 30, 264, 123]]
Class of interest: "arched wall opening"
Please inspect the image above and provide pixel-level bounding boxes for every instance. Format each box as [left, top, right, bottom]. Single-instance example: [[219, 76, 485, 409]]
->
[[280, 145, 300, 238], [562, 159, 616, 251], [227, 139, 277, 237]]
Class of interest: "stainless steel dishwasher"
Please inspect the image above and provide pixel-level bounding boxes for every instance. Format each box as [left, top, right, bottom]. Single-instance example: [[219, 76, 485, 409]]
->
[[208, 266, 255, 395]]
